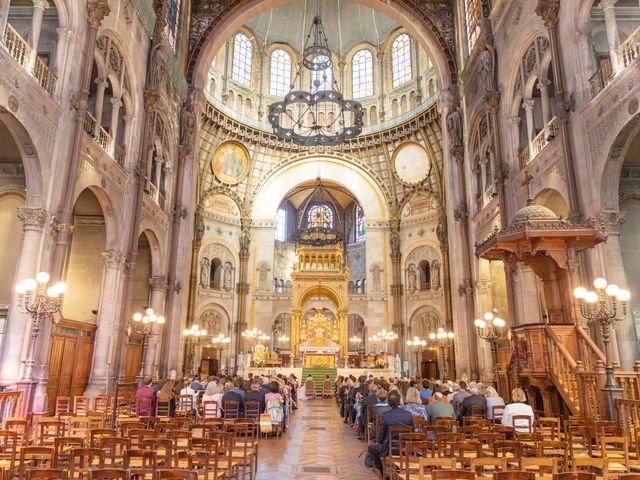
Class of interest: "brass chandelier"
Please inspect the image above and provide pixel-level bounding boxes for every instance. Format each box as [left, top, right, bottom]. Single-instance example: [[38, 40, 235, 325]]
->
[[267, 12, 363, 147]]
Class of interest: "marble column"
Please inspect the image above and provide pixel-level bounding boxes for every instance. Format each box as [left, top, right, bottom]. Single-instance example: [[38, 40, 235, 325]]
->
[[377, 51, 385, 121], [600, 0, 621, 73], [522, 99, 535, 142], [537, 79, 552, 126], [84, 249, 124, 397], [93, 78, 108, 136], [0, 207, 47, 383], [108, 96, 122, 155], [145, 275, 167, 377], [26, 0, 48, 73]]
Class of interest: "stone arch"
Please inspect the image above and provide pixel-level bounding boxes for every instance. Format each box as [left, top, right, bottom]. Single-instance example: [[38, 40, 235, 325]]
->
[[71, 184, 119, 251], [188, 0, 455, 92], [197, 303, 231, 336], [139, 228, 163, 277], [409, 305, 442, 338]]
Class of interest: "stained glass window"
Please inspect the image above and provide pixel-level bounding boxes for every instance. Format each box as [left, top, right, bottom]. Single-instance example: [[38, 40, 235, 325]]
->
[[275, 208, 286, 241], [307, 204, 334, 229], [466, 0, 481, 52], [355, 205, 365, 242], [269, 49, 292, 97], [391, 33, 412, 87], [232, 33, 253, 86], [310, 55, 333, 93], [164, 0, 180, 50], [352, 49, 374, 99]]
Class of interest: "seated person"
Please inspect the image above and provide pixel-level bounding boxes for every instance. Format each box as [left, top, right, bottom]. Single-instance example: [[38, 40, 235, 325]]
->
[[221, 381, 245, 417], [358, 383, 379, 439], [245, 380, 266, 413], [135, 377, 156, 416], [461, 386, 487, 418], [401, 387, 427, 418], [367, 390, 414, 475], [484, 386, 505, 421], [202, 382, 224, 418], [502, 387, 535, 432], [425, 392, 455, 425]]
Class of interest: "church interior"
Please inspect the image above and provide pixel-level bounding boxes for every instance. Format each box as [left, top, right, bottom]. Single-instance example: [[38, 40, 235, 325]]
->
[[0, 0, 639, 478]]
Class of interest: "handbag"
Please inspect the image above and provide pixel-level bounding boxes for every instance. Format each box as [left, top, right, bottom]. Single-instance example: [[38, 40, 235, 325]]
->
[[259, 413, 273, 433]]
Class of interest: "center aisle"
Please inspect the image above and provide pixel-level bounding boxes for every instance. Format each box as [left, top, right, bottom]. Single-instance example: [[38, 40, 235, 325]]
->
[[256, 397, 379, 479]]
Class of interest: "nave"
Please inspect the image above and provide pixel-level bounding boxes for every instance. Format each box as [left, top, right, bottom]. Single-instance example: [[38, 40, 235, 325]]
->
[[257, 398, 377, 479]]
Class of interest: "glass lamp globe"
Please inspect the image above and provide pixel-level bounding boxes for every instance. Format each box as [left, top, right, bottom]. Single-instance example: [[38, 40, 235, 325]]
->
[[484, 312, 494, 321], [23, 279, 37, 291], [133, 313, 143, 322], [618, 289, 631, 302], [585, 291, 599, 303], [36, 272, 50, 284], [574, 287, 587, 299], [474, 319, 487, 329], [605, 284, 620, 297], [594, 277, 608, 290]]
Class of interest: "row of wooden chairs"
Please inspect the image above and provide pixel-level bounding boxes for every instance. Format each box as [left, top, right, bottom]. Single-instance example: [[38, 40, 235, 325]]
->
[[7, 468, 214, 479]]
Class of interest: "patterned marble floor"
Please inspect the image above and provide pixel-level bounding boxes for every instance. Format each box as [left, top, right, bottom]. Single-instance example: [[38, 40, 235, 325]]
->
[[256, 397, 379, 479]]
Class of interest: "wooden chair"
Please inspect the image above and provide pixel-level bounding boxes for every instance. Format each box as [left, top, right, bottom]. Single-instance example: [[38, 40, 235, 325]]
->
[[73, 397, 90, 416], [600, 435, 629, 474], [494, 441, 522, 469], [90, 429, 116, 448], [245, 401, 260, 420], [451, 441, 482, 468], [19, 447, 56, 478], [26, 469, 68, 479], [493, 473, 535, 480], [123, 449, 156, 478], [135, 398, 153, 417], [4, 418, 28, 446], [471, 406, 486, 418], [100, 437, 130, 466], [117, 421, 145, 437], [520, 457, 558, 477], [53, 437, 84, 468], [535, 417, 561, 441], [322, 379, 333, 398], [617, 475, 640, 479], [156, 469, 197, 480], [470, 458, 507, 477], [435, 432, 464, 456], [0, 430, 17, 472], [393, 440, 435, 480], [514, 432, 543, 457], [55, 397, 71, 417], [511, 415, 533, 433], [572, 458, 609, 480], [431, 469, 475, 479], [417, 458, 457, 480], [36, 419, 66, 446], [69, 447, 104, 478], [92, 396, 110, 416], [553, 474, 595, 480], [541, 441, 569, 471], [127, 429, 155, 449], [155, 400, 171, 418], [223, 400, 240, 420], [175, 395, 193, 417], [491, 405, 505, 423], [478, 433, 506, 455], [89, 469, 128, 480], [142, 438, 173, 468], [166, 430, 192, 453]]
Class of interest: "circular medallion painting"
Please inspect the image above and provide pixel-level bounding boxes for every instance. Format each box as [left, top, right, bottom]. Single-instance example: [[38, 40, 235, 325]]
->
[[211, 141, 250, 185], [393, 142, 431, 185]]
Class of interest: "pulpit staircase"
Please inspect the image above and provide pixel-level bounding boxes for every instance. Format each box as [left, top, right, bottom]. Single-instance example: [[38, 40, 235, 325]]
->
[[302, 367, 337, 396], [498, 324, 640, 427]]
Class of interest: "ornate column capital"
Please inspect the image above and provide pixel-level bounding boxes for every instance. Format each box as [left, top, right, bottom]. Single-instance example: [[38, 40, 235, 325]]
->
[[87, 0, 110, 29], [94, 77, 108, 89], [32, 0, 49, 11], [599, 0, 618, 10], [101, 249, 124, 270], [17, 207, 47, 232], [110, 96, 123, 108], [537, 78, 551, 90], [597, 210, 626, 235], [535, 0, 560, 28], [522, 99, 535, 110], [149, 275, 167, 291]]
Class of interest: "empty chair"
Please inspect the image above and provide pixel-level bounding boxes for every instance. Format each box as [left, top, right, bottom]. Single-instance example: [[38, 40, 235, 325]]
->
[[27, 469, 68, 480], [493, 473, 535, 480], [553, 474, 596, 480], [89, 470, 128, 480], [156, 470, 197, 480], [0, 430, 18, 471], [73, 397, 90, 416], [55, 397, 71, 417], [520, 457, 558, 477], [19, 447, 56, 478], [431, 470, 475, 479], [470, 458, 507, 477], [69, 447, 105, 478]]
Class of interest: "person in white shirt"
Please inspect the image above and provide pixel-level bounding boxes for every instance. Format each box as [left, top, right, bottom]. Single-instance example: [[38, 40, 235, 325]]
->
[[501, 387, 534, 432], [484, 386, 505, 421]]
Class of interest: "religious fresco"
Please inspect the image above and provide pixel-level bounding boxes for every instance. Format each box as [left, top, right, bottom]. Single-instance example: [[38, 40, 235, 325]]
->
[[211, 141, 250, 185], [393, 141, 431, 185]]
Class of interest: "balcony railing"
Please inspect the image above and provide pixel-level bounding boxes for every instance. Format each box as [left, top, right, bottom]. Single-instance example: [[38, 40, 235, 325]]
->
[[518, 116, 560, 168], [83, 111, 113, 152], [589, 58, 612, 99], [144, 177, 165, 209], [2, 23, 57, 96], [619, 26, 640, 69]]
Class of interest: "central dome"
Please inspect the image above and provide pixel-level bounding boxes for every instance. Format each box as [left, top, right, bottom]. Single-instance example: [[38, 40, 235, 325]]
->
[[205, 0, 440, 134]]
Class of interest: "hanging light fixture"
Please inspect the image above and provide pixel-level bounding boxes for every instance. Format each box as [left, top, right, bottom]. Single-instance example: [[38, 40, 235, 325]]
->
[[267, 9, 363, 147]]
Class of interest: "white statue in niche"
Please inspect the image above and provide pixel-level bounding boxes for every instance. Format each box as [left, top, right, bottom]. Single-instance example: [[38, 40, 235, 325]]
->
[[200, 258, 210, 288], [257, 262, 271, 292], [431, 262, 441, 290], [371, 264, 382, 292], [407, 266, 417, 293], [237, 352, 245, 375], [223, 263, 233, 291]]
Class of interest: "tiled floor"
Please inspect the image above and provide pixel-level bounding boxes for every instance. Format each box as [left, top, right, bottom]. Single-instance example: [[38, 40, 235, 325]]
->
[[256, 397, 379, 479]]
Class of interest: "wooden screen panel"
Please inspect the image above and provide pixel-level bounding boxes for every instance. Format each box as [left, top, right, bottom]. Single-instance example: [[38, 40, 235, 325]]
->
[[123, 335, 143, 385], [47, 321, 95, 413]]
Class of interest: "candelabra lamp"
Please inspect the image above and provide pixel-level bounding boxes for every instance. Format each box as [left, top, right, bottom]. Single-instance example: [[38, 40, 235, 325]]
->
[[131, 307, 165, 378], [430, 328, 455, 381], [376, 329, 398, 354], [349, 335, 362, 353], [367, 334, 381, 353], [277, 335, 290, 352], [183, 324, 207, 373], [241, 327, 266, 353], [474, 312, 506, 386], [574, 277, 630, 420], [15, 272, 68, 381], [406, 336, 427, 376]]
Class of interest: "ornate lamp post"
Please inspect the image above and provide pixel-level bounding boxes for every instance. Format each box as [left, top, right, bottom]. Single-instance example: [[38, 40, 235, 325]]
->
[[131, 307, 165, 378], [430, 327, 455, 381], [15, 272, 68, 380], [474, 312, 506, 386], [183, 324, 207, 373], [406, 336, 427, 376], [574, 277, 630, 420]]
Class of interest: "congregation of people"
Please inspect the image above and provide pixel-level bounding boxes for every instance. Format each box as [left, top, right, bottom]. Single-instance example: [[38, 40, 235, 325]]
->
[[333, 375, 535, 476]]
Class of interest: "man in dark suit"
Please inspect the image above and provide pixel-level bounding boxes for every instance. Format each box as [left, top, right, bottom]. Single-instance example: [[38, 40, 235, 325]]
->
[[358, 383, 379, 439], [245, 379, 266, 413], [367, 390, 413, 475], [461, 386, 487, 419], [221, 381, 244, 417]]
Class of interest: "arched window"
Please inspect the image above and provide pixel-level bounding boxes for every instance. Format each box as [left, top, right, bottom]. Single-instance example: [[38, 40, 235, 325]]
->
[[352, 49, 374, 98], [307, 204, 334, 229], [210, 258, 223, 289], [465, 0, 481, 52], [391, 33, 412, 87], [232, 33, 253, 86], [275, 207, 286, 241], [269, 49, 292, 97], [418, 260, 431, 291], [355, 205, 365, 242], [164, 0, 180, 50], [310, 55, 333, 93]]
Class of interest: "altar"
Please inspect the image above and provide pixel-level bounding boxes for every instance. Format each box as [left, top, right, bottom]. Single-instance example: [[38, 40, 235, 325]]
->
[[298, 310, 341, 368]]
